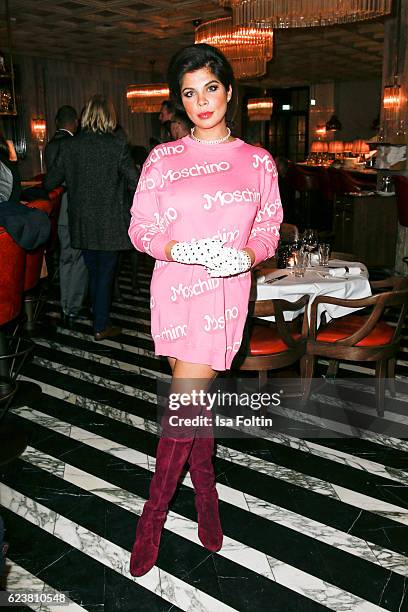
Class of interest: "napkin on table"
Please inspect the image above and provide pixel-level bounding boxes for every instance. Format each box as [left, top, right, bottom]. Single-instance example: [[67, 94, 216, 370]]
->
[[328, 266, 361, 277], [257, 269, 292, 284]]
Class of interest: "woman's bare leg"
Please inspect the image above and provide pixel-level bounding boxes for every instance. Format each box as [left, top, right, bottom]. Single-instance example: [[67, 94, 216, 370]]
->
[[167, 357, 176, 373]]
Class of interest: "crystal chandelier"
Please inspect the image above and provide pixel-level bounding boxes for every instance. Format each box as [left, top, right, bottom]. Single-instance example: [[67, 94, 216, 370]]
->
[[195, 17, 273, 79], [247, 97, 273, 120], [221, 0, 392, 28], [126, 84, 170, 113]]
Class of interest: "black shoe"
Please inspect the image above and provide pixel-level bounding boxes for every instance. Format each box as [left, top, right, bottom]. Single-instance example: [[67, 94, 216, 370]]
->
[[61, 311, 89, 327]]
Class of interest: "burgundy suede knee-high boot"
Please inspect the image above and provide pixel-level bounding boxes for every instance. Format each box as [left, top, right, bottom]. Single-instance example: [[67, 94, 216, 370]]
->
[[130, 436, 194, 576], [188, 434, 223, 552]]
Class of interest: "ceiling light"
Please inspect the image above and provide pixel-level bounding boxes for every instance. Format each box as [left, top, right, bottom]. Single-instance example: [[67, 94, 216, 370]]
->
[[126, 84, 170, 113], [195, 16, 273, 79], [221, 0, 392, 28]]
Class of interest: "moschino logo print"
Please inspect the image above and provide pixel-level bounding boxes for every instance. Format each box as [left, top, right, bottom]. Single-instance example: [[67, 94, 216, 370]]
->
[[226, 339, 242, 353], [170, 277, 220, 302], [136, 175, 156, 193], [160, 161, 230, 187], [154, 323, 188, 342], [202, 188, 260, 211], [203, 306, 239, 332], [212, 227, 239, 243], [153, 207, 178, 232], [154, 260, 170, 270], [139, 222, 160, 253], [250, 224, 280, 239], [252, 153, 278, 175], [144, 143, 185, 169], [139, 207, 178, 254], [255, 198, 282, 222]]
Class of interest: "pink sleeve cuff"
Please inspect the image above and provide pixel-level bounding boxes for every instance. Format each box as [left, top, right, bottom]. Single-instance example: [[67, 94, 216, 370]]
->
[[149, 232, 172, 261], [245, 240, 270, 267]]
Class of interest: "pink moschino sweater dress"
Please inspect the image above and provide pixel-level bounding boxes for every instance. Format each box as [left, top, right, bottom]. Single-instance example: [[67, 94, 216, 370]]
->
[[128, 136, 283, 371]]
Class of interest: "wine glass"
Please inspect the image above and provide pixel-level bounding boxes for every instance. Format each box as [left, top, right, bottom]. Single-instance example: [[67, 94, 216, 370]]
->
[[302, 229, 318, 252], [302, 229, 318, 267]]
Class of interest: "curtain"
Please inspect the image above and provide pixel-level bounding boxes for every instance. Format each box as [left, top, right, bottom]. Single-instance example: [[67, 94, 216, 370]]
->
[[14, 54, 153, 177]]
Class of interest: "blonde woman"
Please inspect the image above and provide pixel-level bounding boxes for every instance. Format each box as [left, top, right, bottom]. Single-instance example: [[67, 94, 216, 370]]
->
[[45, 94, 138, 340]]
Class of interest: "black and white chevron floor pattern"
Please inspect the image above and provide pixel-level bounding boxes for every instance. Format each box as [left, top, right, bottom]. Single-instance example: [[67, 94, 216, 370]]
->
[[1, 257, 408, 611]]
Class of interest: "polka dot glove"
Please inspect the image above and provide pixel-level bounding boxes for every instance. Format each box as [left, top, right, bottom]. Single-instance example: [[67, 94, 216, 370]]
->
[[207, 248, 252, 277], [170, 238, 226, 267]]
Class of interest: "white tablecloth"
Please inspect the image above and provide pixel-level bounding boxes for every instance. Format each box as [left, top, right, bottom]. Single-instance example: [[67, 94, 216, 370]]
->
[[254, 261, 371, 324]]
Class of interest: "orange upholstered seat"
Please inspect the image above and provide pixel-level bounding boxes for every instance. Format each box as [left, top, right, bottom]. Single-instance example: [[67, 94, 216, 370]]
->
[[316, 315, 394, 347], [249, 325, 302, 355]]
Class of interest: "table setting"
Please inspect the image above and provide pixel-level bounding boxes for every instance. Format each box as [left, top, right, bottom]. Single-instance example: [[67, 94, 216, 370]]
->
[[254, 230, 371, 324]]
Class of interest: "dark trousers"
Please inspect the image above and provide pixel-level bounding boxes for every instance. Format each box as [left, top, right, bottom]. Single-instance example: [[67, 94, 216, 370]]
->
[[58, 224, 88, 316], [82, 250, 118, 333]]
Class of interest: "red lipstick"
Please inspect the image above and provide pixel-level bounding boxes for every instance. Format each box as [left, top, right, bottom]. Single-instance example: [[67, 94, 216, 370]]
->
[[198, 112, 213, 119]]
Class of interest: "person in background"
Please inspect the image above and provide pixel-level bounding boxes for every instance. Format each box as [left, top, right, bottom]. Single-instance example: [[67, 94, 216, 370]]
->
[[45, 95, 139, 341], [169, 111, 191, 140], [45, 105, 89, 325], [0, 133, 21, 204], [159, 99, 175, 143], [130, 145, 148, 172], [159, 99, 174, 125], [112, 144, 148, 300]]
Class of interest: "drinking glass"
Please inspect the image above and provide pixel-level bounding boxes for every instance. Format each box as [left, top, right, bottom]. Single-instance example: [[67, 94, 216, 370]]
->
[[294, 249, 307, 277], [318, 243, 331, 266], [302, 229, 318, 253]]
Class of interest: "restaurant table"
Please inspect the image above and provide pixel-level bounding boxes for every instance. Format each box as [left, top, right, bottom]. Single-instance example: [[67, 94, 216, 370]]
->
[[297, 162, 377, 176], [254, 260, 371, 325]]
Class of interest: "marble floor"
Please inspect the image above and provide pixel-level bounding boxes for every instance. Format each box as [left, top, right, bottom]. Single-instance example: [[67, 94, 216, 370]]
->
[[1, 258, 408, 611]]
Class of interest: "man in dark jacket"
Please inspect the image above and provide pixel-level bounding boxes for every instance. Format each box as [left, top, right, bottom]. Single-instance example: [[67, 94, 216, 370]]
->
[[44, 95, 139, 341], [45, 105, 88, 325]]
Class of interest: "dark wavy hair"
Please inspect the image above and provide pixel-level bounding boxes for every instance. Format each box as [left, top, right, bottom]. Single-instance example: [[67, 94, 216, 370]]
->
[[167, 43, 236, 124]]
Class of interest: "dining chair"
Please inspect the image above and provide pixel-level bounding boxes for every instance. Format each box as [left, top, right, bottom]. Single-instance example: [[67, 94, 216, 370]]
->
[[0, 225, 32, 464], [302, 277, 408, 416], [23, 199, 53, 330], [237, 295, 309, 418]]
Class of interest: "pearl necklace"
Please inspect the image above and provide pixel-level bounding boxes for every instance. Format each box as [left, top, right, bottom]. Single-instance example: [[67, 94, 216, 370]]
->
[[190, 127, 231, 144]]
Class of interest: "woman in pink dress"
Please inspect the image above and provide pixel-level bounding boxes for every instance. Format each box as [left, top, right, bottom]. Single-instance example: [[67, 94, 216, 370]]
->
[[128, 43, 283, 576]]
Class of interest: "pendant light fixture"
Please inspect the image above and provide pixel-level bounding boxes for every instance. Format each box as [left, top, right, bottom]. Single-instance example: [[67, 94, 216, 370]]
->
[[195, 16, 273, 79], [220, 0, 392, 28]]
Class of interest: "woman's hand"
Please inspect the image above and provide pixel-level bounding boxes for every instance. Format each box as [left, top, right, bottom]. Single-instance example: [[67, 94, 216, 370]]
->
[[206, 247, 254, 277], [170, 238, 226, 266]]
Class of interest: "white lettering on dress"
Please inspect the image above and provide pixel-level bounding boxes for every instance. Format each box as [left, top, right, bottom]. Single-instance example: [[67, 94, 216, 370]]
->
[[160, 161, 230, 187], [203, 306, 239, 332], [154, 323, 188, 341], [153, 207, 178, 232], [170, 277, 220, 302], [252, 153, 278, 175], [202, 188, 260, 211], [144, 143, 185, 169], [255, 199, 282, 222], [250, 224, 280, 239]]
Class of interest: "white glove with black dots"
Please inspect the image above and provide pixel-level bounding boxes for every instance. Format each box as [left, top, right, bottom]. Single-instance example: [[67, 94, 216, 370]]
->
[[170, 238, 226, 267], [207, 247, 252, 277]]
